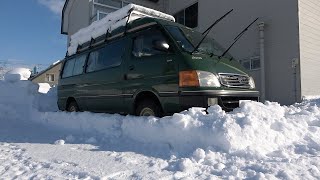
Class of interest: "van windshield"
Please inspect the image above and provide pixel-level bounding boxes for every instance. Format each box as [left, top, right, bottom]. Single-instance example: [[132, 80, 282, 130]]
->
[[165, 25, 232, 59]]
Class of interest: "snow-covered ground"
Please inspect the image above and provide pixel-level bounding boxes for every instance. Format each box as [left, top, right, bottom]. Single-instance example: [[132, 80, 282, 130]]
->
[[0, 69, 320, 179]]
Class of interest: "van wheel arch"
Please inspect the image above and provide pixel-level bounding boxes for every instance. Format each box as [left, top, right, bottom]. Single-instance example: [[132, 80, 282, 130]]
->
[[66, 97, 78, 111], [134, 91, 163, 117]]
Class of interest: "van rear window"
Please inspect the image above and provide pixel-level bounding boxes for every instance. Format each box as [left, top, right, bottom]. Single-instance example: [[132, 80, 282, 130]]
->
[[62, 59, 75, 78], [62, 54, 87, 78]]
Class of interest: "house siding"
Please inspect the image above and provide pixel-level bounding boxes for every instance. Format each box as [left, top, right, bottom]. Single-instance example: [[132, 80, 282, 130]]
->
[[67, 0, 91, 44], [298, 0, 320, 97], [168, 0, 301, 104]]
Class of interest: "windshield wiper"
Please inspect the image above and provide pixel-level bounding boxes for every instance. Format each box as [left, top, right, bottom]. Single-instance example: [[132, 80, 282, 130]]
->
[[191, 9, 233, 54], [219, 18, 259, 60]]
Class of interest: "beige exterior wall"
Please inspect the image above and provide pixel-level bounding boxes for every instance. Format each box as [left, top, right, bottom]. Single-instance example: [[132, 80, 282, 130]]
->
[[298, 0, 320, 98], [168, 0, 301, 105], [31, 63, 62, 86]]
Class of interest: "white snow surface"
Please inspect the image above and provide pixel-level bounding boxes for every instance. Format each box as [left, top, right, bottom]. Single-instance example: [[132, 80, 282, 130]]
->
[[68, 4, 175, 56], [4, 68, 31, 82], [0, 78, 320, 179]]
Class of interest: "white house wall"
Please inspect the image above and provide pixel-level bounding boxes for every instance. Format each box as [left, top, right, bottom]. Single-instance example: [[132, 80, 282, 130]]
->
[[168, 0, 301, 105], [67, 0, 91, 44], [298, 0, 320, 98]]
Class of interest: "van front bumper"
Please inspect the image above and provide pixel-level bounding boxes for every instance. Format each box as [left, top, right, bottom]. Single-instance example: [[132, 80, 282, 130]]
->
[[179, 90, 260, 111]]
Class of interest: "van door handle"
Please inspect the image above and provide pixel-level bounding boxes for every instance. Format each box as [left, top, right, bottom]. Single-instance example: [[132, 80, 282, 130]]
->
[[129, 65, 135, 71]]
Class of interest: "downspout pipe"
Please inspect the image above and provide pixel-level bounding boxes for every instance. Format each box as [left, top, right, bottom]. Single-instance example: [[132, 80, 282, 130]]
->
[[258, 22, 266, 102]]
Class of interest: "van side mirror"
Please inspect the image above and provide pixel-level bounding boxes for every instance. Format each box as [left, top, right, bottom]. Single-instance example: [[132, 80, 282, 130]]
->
[[152, 40, 170, 52]]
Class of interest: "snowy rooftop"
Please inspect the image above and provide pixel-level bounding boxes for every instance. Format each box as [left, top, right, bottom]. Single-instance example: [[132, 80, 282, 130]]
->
[[67, 4, 175, 56]]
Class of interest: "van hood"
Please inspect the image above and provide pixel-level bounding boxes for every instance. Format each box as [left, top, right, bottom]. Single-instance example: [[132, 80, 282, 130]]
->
[[183, 53, 249, 76]]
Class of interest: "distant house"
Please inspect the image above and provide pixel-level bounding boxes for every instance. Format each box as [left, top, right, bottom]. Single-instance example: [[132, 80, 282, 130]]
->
[[30, 61, 63, 86]]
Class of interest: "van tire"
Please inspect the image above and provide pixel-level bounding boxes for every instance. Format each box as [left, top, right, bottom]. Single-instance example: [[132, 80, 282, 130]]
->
[[67, 101, 79, 112], [136, 100, 162, 117]]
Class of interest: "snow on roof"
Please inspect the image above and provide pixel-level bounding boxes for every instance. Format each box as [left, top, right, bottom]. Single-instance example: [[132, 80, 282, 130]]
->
[[67, 4, 175, 56], [52, 60, 61, 66]]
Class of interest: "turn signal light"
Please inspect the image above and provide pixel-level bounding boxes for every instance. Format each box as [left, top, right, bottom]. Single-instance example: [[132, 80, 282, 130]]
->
[[179, 70, 200, 87]]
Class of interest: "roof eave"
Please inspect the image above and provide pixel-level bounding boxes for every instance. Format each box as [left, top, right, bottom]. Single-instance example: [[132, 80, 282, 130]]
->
[[61, 0, 70, 35]]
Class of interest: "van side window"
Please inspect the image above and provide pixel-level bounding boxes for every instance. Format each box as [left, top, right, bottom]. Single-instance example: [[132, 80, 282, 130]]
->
[[86, 39, 125, 72], [62, 59, 75, 78], [73, 54, 87, 76], [62, 54, 87, 78], [133, 29, 169, 57]]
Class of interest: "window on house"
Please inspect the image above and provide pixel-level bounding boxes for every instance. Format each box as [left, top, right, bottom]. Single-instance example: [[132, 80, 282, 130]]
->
[[46, 74, 55, 82], [97, 11, 109, 20], [93, 0, 130, 21], [240, 56, 260, 70], [251, 57, 261, 70], [174, 2, 198, 28]]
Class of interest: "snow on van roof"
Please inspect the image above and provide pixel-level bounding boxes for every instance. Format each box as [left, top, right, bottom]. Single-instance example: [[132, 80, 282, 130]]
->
[[67, 4, 175, 56]]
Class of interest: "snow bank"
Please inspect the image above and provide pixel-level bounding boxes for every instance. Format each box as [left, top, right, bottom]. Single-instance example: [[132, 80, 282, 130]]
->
[[1, 77, 320, 157], [68, 4, 175, 56], [0, 77, 320, 179], [38, 83, 51, 93], [1, 77, 319, 157], [4, 68, 31, 82]]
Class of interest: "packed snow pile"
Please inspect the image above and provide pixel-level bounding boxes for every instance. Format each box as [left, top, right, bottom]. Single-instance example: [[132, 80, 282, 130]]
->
[[68, 4, 175, 56], [0, 77, 320, 179], [4, 68, 31, 82]]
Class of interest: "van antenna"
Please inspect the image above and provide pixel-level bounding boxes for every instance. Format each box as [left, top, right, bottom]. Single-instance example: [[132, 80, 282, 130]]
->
[[202, 9, 234, 35], [192, 9, 234, 54], [218, 17, 259, 60]]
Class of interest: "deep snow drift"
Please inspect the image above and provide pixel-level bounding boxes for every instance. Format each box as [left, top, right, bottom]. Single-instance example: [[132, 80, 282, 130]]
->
[[0, 69, 319, 179]]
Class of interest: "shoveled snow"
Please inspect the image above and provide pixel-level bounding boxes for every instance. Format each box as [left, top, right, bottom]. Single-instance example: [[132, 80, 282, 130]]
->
[[68, 4, 175, 56], [4, 68, 31, 82], [38, 83, 52, 93], [0, 75, 320, 179]]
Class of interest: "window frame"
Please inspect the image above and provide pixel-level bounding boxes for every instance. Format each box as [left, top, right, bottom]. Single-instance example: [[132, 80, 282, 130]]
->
[[45, 74, 55, 82], [173, 2, 199, 28], [85, 38, 126, 74], [240, 56, 261, 71], [131, 26, 175, 59], [61, 53, 88, 79], [92, 0, 130, 22]]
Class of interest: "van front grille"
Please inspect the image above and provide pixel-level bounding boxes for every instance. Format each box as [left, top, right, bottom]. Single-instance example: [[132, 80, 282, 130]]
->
[[219, 73, 250, 89]]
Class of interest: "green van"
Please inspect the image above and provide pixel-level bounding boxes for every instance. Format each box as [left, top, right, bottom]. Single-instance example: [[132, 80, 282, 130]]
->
[[58, 17, 259, 116]]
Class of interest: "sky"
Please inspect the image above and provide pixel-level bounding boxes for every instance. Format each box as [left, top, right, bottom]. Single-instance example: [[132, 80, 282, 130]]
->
[[0, 0, 66, 67]]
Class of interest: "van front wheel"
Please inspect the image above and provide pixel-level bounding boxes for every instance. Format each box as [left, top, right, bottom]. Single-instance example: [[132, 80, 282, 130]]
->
[[136, 100, 162, 117], [67, 101, 79, 112]]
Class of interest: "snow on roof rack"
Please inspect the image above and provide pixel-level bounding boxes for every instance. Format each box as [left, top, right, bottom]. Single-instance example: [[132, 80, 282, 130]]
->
[[67, 4, 175, 56]]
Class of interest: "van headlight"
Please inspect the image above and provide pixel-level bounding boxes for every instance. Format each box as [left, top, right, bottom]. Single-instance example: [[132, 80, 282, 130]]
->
[[197, 71, 221, 87], [249, 76, 255, 89], [179, 70, 221, 87]]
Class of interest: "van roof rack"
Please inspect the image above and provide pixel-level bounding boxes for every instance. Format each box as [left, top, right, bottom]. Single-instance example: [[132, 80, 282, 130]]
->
[[67, 4, 175, 57]]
